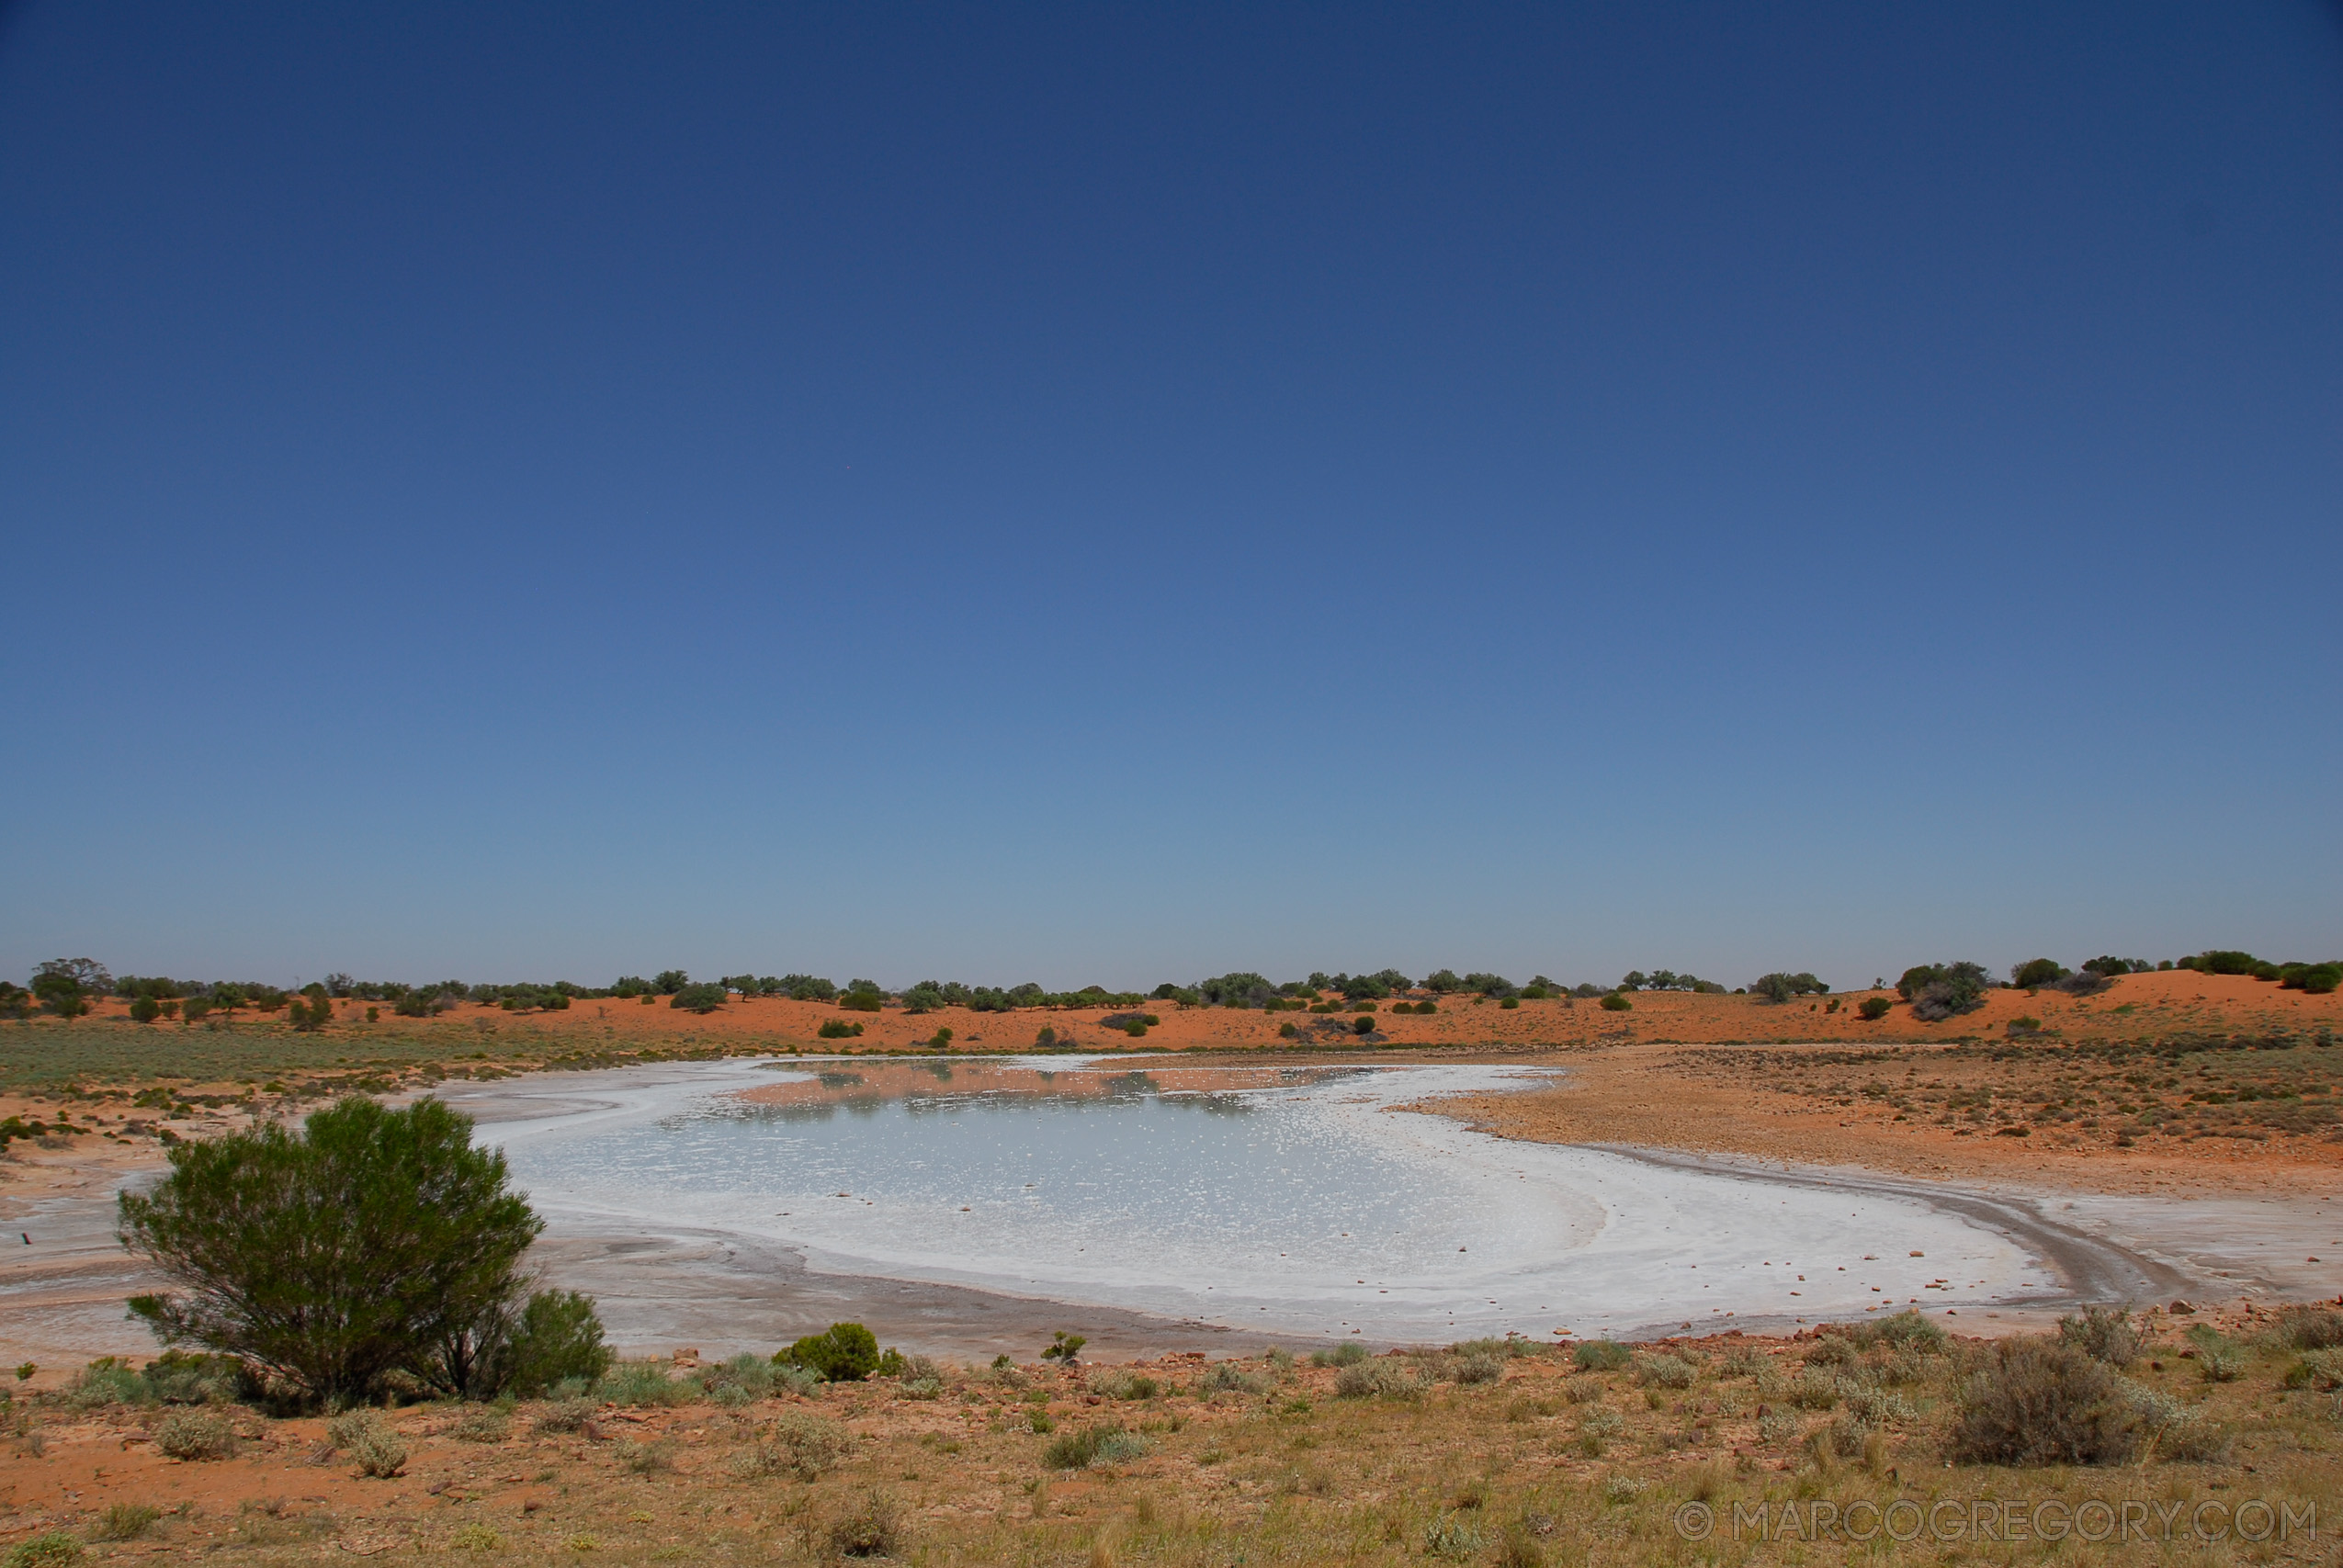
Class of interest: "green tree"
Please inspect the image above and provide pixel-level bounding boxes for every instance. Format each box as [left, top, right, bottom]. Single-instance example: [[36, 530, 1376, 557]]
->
[[129, 995, 163, 1025], [2009, 958, 2070, 989], [116, 1098, 544, 1404], [430, 1286, 609, 1400], [670, 982, 726, 1013], [1751, 971, 1829, 1003]]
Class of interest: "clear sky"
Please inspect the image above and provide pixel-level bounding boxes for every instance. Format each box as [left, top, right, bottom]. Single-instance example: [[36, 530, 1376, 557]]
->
[[4, 3, 2338, 993]]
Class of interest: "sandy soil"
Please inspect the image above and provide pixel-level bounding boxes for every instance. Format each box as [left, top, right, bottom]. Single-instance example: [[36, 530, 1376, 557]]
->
[[0, 1304, 2335, 1567]]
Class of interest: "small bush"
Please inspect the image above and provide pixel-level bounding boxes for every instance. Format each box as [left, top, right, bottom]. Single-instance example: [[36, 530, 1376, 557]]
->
[[1599, 992, 1632, 1011], [449, 1523, 504, 1551], [2272, 1305, 2343, 1351], [1423, 1513, 1484, 1560], [1857, 996, 1892, 1020], [2127, 1383, 2231, 1462], [775, 1363, 822, 1397], [535, 1397, 596, 1435], [817, 1020, 864, 1040], [1788, 1368, 1842, 1410], [1572, 1339, 1631, 1372], [65, 1359, 151, 1410], [1636, 1354, 1695, 1389], [154, 1410, 237, 1461], [1452, 1352, 1505, 1385], [1086, 1368, 1160, 1401], [1560, 1376, 1602, 1404], [2056, 1304, 2140, 1367], [2, 1533, 82, 1567], [1860, 1310, 1948, 1354], [91, 1503, 162, 1541], [707, 1350, 775, 1399], [732, 1411, 848, 1480], [826, 1492, 904, 1559], [1042, 1423, 1151, 1469], [349, 1425, 408, 1478], [614, 1438, 673, 1474], [1756, 1409, 1801, 1445], [1950, 1337, 2139, 1466], [599, 1359, 696, 1405], [1333, 1360, 1424, 1400], [1199, 1362, 1264, 1395], [1309, 1342, 1369, 1368]]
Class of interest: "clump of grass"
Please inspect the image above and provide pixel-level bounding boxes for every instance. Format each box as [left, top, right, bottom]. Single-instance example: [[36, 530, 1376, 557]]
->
[[1787, 1368, 1842, 1410], [1308, 1343, 1367, 1368], [325, 1411, 406, 1477], [65, 1359, 151, 1410], [535, 1397, 597, 1435], [2185, 1324, 2243, 1382], [451, 1404, 511, 1443], [154, 1410, 237, 1461], [2056, 1304, 2141, 1367], [1451, 1352, 1505, 1385], [449, 1523, 504, 1551], [614, 1438, 673, 1474], [1042, 1423, 1150, 1469], [1572, 1340, 1630, 1372], [2127, 1382, 2232, 1462], [730, 1411, 847, 1481], [1198, 1362, 1264, 1396], [1950, 1337, 2139, 1466], [599, 1359, 696, 1406], [2270, 1304, 2343, 1351], [1422, 1513, 1484, 1559], [90, 1503, 162, 1541], [706, 1351, 775, 1400], [1334, 1360, 1425, 1401], [1636, 1353, 1695, 1390], [775, 1363, 823, 1397], [1755, 1409, 1801, 1445], [824, 1492, 904, 1559], [3, 1530, 84, 1566], [1085, 1368, 1160, 1401]]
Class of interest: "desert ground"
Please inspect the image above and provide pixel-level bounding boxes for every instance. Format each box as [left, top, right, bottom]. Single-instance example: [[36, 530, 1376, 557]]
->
[[3, 972, 2339, 1562]]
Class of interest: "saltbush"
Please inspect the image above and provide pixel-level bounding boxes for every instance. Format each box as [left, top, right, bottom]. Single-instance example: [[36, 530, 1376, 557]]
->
[[154, 1409, 237, 1461], [1309, 1343, 1368, 1368], [730, 1411, 849, 1480], [1857, 996, 1893, 1021], [1598, 992, 1632, 1012], [1334, 1360, 1425, 1400], [1949, 1337, 2139, 1466]]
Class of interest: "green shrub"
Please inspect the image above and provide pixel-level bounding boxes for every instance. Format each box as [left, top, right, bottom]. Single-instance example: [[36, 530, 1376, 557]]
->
[[90, 1503, 161, 1541], [1897, 961, 1989, 1021], [1572, 1339, 1630, 1372], [1309, 1342, 1368, 1368], [839, 990, 886, 1013], [1040, 1331, 1085, 1365], [780, 1323, 881, 1382], [1042, 1422, 1151, 1469], [1278, 1021, 1298, 1038], [349, 1425, 408, 1478], [599, 1359, 696, 1406], [2, 1531, 83, 1567], [2282, 963, 2343, 995], [1453, 1352, 1504, 1384], [1858, 996, 1893, 1021], [1636, 1354, 1695, 1389], [451, 1404, 510, 1442], [730, 1410, 848, 1480], [65, 1358, 152, 1410], [2272, 1305, 2343, 1351], [154, 1409, 236, 1460], [817, 1019, 864, 1039], [1599, 992, 1632, 1012], [1499, 998, 1519, 1010], [117, 1098, 543, 1406], [1199, 1362, 1264, 1395], [2009, 958, 2070, 989], [1950, 1337, 2139, 1465]]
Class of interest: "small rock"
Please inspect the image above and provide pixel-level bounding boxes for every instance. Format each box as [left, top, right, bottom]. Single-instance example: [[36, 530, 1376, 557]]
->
[[2170, 1300, 2195, 1314]]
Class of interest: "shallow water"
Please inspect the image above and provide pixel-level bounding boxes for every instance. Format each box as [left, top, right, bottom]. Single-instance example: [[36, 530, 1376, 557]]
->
[[470, 1056, 2052, 1342]]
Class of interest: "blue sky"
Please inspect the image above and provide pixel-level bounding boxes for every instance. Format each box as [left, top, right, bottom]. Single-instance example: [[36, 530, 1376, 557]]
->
[[4, 2, 2338, 992]]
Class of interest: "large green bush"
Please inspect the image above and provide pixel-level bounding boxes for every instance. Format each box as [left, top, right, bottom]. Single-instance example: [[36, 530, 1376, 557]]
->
[[778, 1322, 882, 1382], [1949, 1337, 2140, 1466], [117, 1097, 548, 1405], [2009, 958, 2070, 989], [1750, 972, 1828, 1003], [1896, 961, 1989, 1021]]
